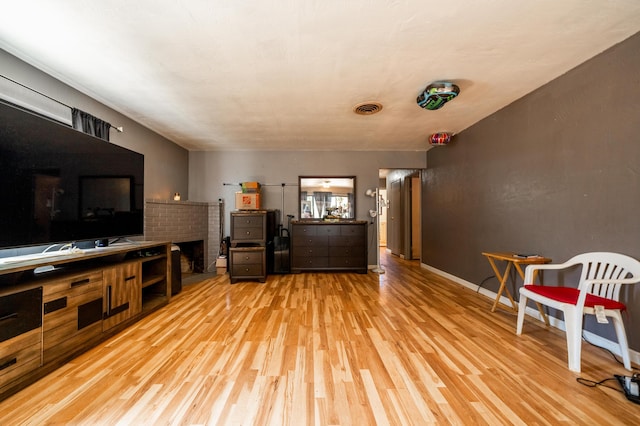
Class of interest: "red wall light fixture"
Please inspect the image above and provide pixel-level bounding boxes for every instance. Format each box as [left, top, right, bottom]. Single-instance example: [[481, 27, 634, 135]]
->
[[428, 132, 452, 146]]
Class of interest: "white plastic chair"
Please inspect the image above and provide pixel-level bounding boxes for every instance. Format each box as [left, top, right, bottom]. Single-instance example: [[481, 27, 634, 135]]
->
[[516, 252, 640, 372]]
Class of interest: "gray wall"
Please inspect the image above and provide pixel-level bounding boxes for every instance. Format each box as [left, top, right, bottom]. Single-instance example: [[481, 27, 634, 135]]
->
[[0, 49, 189, 201], [189, 150, 426, 265], [423, 32, 640, 350]]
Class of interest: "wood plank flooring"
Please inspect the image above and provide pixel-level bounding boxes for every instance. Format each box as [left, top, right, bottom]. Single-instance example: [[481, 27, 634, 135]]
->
[[1, 251, 639, 425]]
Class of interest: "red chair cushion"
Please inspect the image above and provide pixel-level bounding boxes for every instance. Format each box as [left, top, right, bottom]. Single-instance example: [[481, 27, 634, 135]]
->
[[523, 285, 627, 311]]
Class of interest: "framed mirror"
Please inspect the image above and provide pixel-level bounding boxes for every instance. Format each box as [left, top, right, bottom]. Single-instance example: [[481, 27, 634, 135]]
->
[[299, 176, 356, 220]]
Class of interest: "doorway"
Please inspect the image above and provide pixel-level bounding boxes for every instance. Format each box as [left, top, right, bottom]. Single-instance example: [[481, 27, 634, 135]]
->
[[380, 169, 423, 262]]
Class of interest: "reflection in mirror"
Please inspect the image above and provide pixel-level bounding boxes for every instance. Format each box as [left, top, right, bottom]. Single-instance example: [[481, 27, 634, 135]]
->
[[299, 176, 355, 220]]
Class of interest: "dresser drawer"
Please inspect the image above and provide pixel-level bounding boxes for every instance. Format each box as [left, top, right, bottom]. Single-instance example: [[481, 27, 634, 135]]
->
[[316, 225, 340, 236], [231, 250, 264, 265], [292, 224, 318, 236], [293, 246, 329, 257], [329, 235, 365, 247], [329, 257, 365, 268], [292, 256, 329, 269], [292, 235, 328, 247], [0, 328, 42, 387], [329, 246, 365, 257], [340, 225, 366, 236]]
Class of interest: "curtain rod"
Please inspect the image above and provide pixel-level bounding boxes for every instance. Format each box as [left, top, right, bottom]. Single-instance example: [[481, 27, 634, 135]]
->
[[1, 74, 123, 132], [1, 74, 72, 109]]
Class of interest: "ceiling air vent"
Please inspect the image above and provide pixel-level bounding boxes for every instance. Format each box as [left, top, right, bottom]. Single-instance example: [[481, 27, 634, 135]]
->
[[353, 102, 383, 115]]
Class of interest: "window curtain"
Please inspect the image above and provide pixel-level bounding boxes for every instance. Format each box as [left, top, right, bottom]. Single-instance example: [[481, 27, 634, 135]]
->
[[313, 191, 332, 218], [72, 108, 111, 141]]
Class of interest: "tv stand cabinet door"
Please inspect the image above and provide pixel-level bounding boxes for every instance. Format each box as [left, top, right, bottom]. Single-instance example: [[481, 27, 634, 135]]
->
[[103, 262, 141, 331]]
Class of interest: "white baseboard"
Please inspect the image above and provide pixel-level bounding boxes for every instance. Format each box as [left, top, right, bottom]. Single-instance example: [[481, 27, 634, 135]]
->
[[421, 262, 640, 368]]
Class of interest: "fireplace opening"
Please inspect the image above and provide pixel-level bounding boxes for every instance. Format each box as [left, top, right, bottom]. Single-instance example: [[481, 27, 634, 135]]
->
[[175, 240, 205, 276]]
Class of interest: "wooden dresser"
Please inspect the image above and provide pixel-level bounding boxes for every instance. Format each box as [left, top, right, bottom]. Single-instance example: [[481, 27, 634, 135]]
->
[[290, 221, 368, 274]]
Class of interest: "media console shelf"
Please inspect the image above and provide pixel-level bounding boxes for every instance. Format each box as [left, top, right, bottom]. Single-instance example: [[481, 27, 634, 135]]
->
[[0, 241, 171, 401]]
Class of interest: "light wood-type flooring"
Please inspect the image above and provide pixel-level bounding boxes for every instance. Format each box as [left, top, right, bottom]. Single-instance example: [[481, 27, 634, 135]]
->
[[1, 250, 639, 425]]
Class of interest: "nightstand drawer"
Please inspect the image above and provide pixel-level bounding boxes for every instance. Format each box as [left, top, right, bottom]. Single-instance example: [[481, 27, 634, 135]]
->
[[231, 212, 267, 245], [232, 250, 264, 265], [231, 263, 264, 276], [233, 215, 264, 228]]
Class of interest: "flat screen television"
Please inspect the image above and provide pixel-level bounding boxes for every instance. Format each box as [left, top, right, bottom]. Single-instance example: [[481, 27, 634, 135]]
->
[[0, 100, 144, 250]]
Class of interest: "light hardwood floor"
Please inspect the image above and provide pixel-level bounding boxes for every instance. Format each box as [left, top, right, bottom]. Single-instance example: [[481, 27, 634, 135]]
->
[[1, 251, 639, 425]]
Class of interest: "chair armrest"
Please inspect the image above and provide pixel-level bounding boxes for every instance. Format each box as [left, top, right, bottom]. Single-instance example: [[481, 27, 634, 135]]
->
[[523, 260, 581, 284], [582, 277, 640, 287]]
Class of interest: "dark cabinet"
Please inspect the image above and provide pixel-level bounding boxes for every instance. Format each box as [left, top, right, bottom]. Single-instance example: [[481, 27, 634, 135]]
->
[[291, 221, 368, 274], [230, 247, 266, 283], [229, 210, 277, 283], [231, 213, 267, 245]]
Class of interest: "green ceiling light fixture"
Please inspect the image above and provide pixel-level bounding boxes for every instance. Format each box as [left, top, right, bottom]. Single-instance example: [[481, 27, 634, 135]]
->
[[417, 82, 460, 110]]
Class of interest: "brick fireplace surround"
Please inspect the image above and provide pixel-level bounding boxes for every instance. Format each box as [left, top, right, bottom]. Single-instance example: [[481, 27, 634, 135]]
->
[[144, 200, 222, 273]]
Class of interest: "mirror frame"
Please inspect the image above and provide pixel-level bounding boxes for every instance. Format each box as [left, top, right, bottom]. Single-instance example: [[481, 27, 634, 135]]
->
[[298, 176, 356, 220]]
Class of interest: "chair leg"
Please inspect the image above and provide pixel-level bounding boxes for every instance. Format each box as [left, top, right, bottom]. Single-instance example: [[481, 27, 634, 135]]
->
[[564, 308, 583, 373], [609, 311, 631, 371], [516, 294, 527, 335]]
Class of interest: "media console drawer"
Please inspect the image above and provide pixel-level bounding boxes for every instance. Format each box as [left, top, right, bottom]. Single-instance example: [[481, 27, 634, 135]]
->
[[43, 270, 104, 363], [0, 286, 43, 343], [0, 328, 42, 391]]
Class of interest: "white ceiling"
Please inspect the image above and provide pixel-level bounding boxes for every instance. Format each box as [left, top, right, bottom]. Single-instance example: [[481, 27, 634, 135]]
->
[[1, 1, 640, 152]]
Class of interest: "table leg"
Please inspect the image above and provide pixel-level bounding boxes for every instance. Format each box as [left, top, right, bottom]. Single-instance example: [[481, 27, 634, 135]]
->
[[514, 265, 549, 325], [487, 258, 517, 312]]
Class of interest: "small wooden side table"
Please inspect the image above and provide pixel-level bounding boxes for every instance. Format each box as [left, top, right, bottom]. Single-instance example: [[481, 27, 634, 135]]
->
[[482, 252, 551, 317]]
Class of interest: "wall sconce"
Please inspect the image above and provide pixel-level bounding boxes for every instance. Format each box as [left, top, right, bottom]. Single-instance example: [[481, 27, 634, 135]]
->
[[173, 192, 181, 201]]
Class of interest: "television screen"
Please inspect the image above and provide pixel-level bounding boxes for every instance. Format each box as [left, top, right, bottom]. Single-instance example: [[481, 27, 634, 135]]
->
[[0, 101, 144, 249]]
